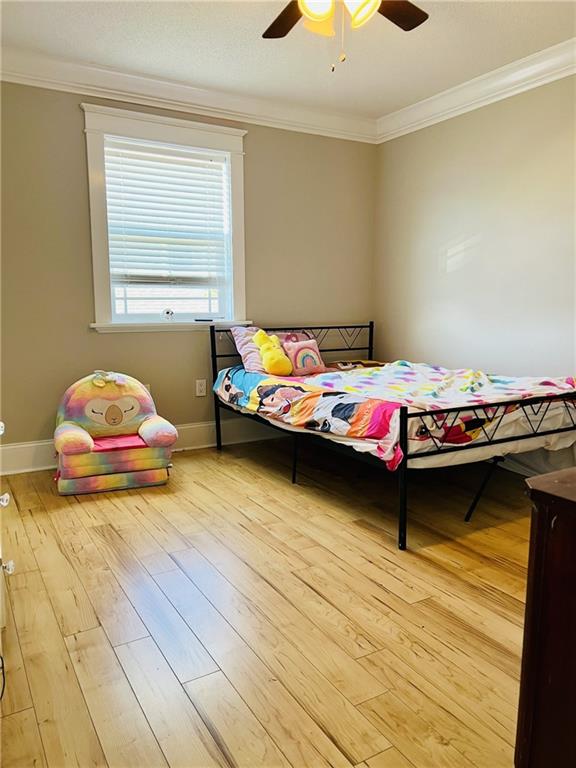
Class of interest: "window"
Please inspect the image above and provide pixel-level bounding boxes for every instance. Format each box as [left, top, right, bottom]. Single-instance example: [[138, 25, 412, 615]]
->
[[83, 104, 246, 329]]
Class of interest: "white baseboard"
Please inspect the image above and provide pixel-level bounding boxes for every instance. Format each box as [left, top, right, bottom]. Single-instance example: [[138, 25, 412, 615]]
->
[[0, 439, 57, 476], [173, 418, 276, 453], [0, 417, 277, 476]]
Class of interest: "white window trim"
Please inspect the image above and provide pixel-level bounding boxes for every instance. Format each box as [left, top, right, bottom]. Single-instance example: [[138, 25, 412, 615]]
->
[[82, 103, 247, 331], [89, 320, 253, 334]]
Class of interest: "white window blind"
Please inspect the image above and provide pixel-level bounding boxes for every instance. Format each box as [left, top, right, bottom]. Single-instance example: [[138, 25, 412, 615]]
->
[[103, 135, 233, 322]]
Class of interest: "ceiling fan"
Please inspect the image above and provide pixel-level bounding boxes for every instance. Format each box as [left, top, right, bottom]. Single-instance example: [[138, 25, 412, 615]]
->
[[263, 0, 429, 38]]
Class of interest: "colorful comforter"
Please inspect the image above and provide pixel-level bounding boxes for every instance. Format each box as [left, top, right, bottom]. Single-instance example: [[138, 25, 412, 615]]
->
[[214, 361, 576, 469]]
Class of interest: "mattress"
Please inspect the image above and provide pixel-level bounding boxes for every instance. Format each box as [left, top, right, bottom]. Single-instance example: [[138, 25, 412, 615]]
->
[[214, 361, 576, 469]]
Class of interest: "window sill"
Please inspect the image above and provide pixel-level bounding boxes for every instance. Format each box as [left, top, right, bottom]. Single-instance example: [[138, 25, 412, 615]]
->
[[90, 320, 252, 334]]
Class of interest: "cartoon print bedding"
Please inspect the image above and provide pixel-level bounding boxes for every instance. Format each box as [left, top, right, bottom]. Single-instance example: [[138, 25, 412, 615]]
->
[[214, 361, 576, 469]]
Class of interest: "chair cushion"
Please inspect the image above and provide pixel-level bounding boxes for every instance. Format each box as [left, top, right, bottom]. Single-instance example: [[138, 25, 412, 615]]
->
[[57, 468, 169, 495], [92, 434, 148, 451], [58, 444, 172, 478]]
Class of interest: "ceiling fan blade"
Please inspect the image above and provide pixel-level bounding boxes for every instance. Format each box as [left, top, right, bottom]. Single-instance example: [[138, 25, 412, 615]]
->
[[378, 1, 429, 31], [263, 1, 303, 38]]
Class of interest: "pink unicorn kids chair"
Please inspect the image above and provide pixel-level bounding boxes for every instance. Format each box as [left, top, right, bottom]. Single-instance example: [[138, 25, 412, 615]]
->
[[54, 370, 178, 495]]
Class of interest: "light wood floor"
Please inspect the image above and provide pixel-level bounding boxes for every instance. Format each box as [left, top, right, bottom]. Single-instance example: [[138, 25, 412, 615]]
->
[[1, 438, 529, 768]]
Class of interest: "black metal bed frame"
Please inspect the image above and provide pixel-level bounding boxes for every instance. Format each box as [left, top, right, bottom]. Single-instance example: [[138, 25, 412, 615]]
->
[[210, 322, 576, 549]]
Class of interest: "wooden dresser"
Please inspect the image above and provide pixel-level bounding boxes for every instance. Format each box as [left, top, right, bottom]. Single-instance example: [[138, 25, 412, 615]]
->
[[515, 468, 576, 768]]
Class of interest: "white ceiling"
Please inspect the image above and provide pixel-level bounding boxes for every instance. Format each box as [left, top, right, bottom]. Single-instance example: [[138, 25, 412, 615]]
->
[[2, 1, 575, 119]]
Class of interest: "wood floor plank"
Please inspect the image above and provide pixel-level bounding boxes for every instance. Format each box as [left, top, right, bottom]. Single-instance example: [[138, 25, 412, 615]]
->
[[294, 561, 401, 649], [89, 523, 217, 683], [419, 592, 522, 656], [345, 513, 525, 628], [348, 512, 503, 575], [470, 563, 527, 601], [172, 546, 391, 764], [115, 636, 230, 768], [1, 708, 47, 768], [65, 627, 168, 768], [135, 483, 209, 538], [203, 523, 382, 658], [204, 503, 310, 572], [360, 692, 476, 768], [402, 486, 529, 568], [263, 519, 319, 552], [112, 490, 191, 553], [156, 566, 354, 768], [366, 748, 415, 768], [170, 475, 250, 526], [349, 518, 525, 625], [361, 639, 515, 745], [138, 551, 180, 575], [299, 546, 520, 698], [76, 492, 166, 561], [233, 467, 366, 525], [5, 445, 527, 768], [8, 571, 107, 768], [299, 560, 516, 744], [185, 670, 292, 768], [295, 514, 433, 604], [3, 479, 38, 572], [408, 596, 521, 681], [7, 474, 44, 514], [70, 494, 105, 529], [189, 469, 285, 527], [32, 475, 148, 647], [229, 518, 310, 570], [0, 586, 33, 717], [360, 651, 513, 767], [20, 506, 99, 636]]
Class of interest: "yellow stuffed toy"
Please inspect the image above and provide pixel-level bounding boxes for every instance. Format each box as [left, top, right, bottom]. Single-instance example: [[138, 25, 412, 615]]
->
[[252, 329, 293, 376]]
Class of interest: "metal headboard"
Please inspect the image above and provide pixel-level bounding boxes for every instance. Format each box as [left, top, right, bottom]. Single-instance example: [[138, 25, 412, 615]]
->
[[209, 322, 374, 383]]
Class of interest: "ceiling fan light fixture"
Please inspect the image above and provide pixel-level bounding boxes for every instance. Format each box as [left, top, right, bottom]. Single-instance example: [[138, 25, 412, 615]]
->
[[303, 17, 336, 37], [297, 0, 335, 23], [343, 0, 381, 28]]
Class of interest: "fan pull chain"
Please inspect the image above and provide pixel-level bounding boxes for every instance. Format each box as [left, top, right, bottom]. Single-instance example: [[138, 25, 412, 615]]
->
[[331, 2, 347, 72]]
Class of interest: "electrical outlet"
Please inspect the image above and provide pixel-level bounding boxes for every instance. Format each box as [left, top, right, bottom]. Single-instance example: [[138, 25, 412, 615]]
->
[[195, 379, 207, 397]]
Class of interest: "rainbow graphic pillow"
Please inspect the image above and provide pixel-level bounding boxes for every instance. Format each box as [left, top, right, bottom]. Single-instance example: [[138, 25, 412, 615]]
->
[[283, 339, 326, 376]]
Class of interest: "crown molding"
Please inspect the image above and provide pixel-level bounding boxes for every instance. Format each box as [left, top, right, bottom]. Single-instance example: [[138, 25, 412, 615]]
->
[[0, 47, 378, 143], [2, 40, 574, 146], [376, 38, 576, 143]]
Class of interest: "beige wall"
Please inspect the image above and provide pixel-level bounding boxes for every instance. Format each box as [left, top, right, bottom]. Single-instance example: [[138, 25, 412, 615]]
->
[[2, 76, 574, 446], [1, 83, 377, 443], [374, 76, 575, 377]]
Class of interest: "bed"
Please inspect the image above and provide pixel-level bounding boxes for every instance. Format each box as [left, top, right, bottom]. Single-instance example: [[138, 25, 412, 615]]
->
[[210, 323, 576, 549]]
